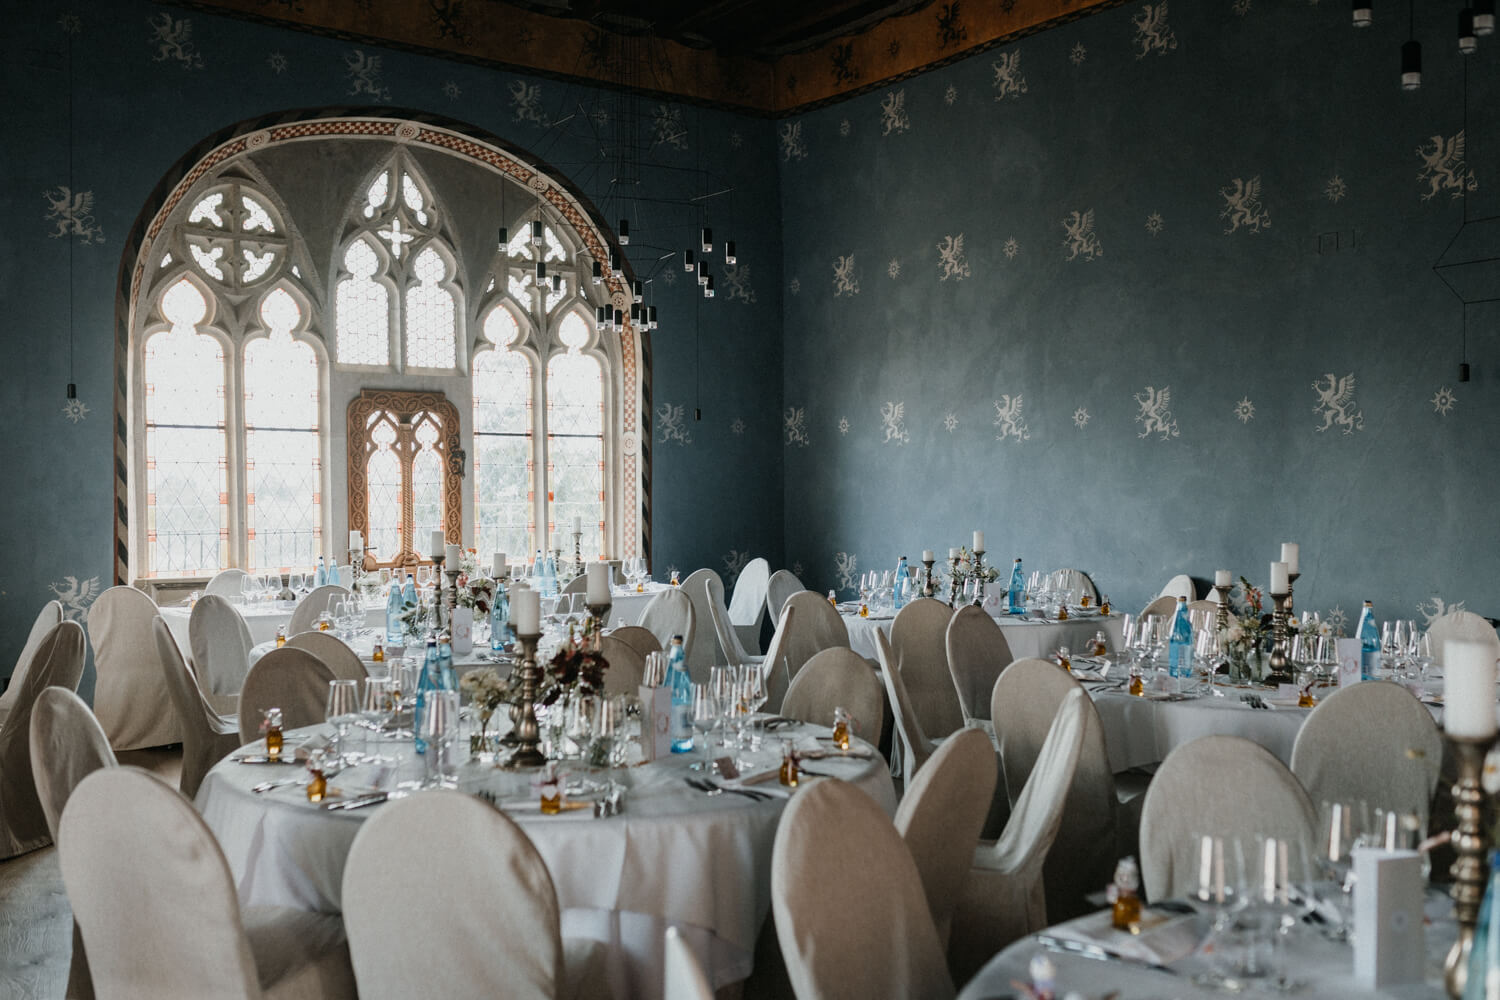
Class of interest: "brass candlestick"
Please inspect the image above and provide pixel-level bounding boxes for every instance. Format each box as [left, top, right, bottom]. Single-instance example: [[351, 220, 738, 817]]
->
[[972, 550, 987, 607], [431, 555, 446, 633], [573, 530, 584, 578], [1287, 571, 1300, 614], [922, 558, 936, 598], [585, 600, 612, 637], [504, 630, 547, 769], [445, 567, 461, 625], [948, 555, 962, 607], [1445, 735, 1492, 998], [1266, 592, 1292, 682], [1213, 583, 1232, 634]]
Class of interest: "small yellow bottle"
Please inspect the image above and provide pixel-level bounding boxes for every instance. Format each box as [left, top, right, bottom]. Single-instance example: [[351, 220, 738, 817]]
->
[[371, 643, 385, 663], [1298, 688, 1317, 708], [1057, 604, 1069, 621], [1100, 595, 1112, 616], [831, 707, 852, 750], [827, 590, 837, 607], [1111, 857, 1143, 932], [305, 752, 327, 803], [1128, 672, 1145, 697], [263, 707, 284, 760], [859, 603, 869, 618], [275, 626, 286, 648], [539, 763, 563, 815], [779, 741, 799, 787]]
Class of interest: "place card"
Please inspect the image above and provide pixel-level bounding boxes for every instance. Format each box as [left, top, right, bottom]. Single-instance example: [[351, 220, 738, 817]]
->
[[451, 606, 473, 655], [638, 683, 672, 761], [1337, 638, 1362, 688], [1353, 848, 1424, 988]]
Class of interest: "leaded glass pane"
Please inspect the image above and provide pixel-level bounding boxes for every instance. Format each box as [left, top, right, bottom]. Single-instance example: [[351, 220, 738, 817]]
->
[[411, 415, 444, 550], [366, 417, 402, 562], [363, 170, 389, 219], [405, 248, 456, 369], [145, 279, 226, 576], [241, 195, 276, 233], [244, 289, 320, 573], [189, 241, 226, 280], [547, 350, 603, 559], [336, 238, 389, 366], [189, 192, 226, 227], [474, 311, 533, 557], [400, 173, 429, 225], [242, 248, 277, 282]]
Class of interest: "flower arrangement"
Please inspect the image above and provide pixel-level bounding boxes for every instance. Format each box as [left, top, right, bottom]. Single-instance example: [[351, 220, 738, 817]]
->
[[949, 546, 1000, 587], [1217, 576, 1272, 677], [459, 666, 515, 750], [541, 627, 609, 707], [453, 548, 496, 616]]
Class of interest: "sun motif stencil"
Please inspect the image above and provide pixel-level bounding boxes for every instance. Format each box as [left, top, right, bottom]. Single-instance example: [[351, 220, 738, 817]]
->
[[1431, 386, 1457, 416], [267, 52, 288, 74], [837, 416, 850, 436], [1070, 42, 1087, 65], [730, 417, 745, 435], [63, 397, 89, 423], [789, 277, 801, 295], [442, 80, 461, 100], [1324, 175, 1347, 203], [1003, 237, 1020, 260], [1234, 397, 1255, 423], [1146, 212, 1164, 236], [1073, 407, 1090, 429], [943, 411, 959, 433], [944, 84, 958, 105], [888, 259, 901, 279]]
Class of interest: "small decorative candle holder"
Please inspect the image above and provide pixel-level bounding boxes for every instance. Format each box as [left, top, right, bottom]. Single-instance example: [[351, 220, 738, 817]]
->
[[1213, 582, 1232, 635], [947, 555, 962, 607], [504, 631, 548, 769], [922, 558, 936, 598], [1445, 734, 1493, 998], [1266, 592, 1292, 683], [972, 550, 987, 607]]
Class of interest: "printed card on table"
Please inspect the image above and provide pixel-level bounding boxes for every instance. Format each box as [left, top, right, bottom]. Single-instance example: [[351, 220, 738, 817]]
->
[[1337, 638, 1363, 688], [450, 606, 473, 654]]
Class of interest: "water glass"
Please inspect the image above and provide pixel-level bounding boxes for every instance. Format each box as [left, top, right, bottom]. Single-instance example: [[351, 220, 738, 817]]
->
[[359, 677, 392, 760], [420, 690, 460, 787], [591, 696, 624, 767], [690, 683, 718, 771], [325, 679, 361, 763]]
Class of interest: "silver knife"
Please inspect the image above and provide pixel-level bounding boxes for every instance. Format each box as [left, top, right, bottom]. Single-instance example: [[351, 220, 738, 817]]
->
[[323, 792, 388, 811], [1034, 934, 1180, 976]]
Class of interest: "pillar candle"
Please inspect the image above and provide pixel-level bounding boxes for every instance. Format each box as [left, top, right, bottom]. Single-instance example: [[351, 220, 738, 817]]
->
[[550, 533, 558, 552], [573, 516, 582, 534], [444, 543, 462, 567], [1280, 542, 1299, 576], [587, 562, 610, 605], [492, 552, 507, 578], [349, 530, 363, 551], [1269, 561, 1289, 596], [429, 530, 445, 558], [1215, 569, 1232, 588], [949, 548, 960, 559], [512, 587, 540, 635], [922, 549, 935, 562], [973, 530, 985, 552], [1444, 640, 1498, 740]]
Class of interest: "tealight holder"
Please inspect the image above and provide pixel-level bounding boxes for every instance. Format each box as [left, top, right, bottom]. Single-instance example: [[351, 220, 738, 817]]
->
[[1445, 734, 1493, 998], [503, 630, 548, 769], [585, 600, 612, 638]]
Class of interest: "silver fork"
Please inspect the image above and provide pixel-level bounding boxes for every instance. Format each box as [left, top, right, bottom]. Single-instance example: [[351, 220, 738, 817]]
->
[[252, 776, 307, 793]]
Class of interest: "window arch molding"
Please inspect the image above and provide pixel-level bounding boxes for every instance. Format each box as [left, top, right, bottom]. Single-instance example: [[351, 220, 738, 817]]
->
[[116, 111, 652, 586]]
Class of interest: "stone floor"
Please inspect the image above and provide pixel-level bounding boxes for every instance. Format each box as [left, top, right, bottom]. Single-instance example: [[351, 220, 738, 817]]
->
[[0, 748, 181, 999]]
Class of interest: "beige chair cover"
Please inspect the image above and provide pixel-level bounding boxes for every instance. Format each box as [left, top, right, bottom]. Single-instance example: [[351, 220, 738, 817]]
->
[[894, 727, 997, 948], [773, 779, 955, 1000], [765, 571, 805, 623], [639, 589, 696, 670], [759, 604, 798, 714], [993, 657, 1127, 922], [89, 586, 181, 750], [782, 647, 882, 736], [155, 618, 240, 799], [341, 789, 603, 1000], [189, 594, 252, 713], [891, 598, 963, 737], [0, 599, 63, 728], [560, 574, 588, 597], [781, 590, 851, 683], [1050, 568, 1099, 604], [238, 648, 336, 744], [874, 629, 937, 776], [597, 634, 645, 696], [1187, 599, 1219, 616], [679, 568, 726, 678], [610, 625, 661, 660], [204, 568, 250, 598], [728, 557, 770, 652], [1158, 574, 1197, 601], [286, 584, 351, 636], [945, 605, 1013, 723], [1290, 680, 1441, 819], [1139, 734, 1317, 901], [1138, 594, 1180, 620], [286, 631, 367, 682], [663, 925, 714, 1000], [30, 686, 115, 1000], [59, 767, 355, 1000], [1429, 611, 1500, 667], [1, 621, 86, 858], [708, 587, 762, 670], [949, 688, 1088, 983]]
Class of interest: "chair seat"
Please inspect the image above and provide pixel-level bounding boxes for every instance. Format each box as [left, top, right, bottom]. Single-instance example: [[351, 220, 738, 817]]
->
[[562, 936, 610, 1000], [244, 906, 357, 999]]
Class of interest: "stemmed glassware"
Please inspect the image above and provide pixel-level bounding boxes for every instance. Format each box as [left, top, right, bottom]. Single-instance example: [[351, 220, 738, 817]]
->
[[1190, 834, 1246, 989], [1315, 800, 1367, 940], [359, 677, 392, 761], [710, 666, 735, 746], [690, 683, 719, 771], [1195, 627, 1223, 697], [325, 679, 361, 764], [735, 665, 767, 755]]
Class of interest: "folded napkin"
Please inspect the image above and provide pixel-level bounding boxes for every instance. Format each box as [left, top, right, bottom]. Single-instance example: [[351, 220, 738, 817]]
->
[[1040, 908, 1204, 967]]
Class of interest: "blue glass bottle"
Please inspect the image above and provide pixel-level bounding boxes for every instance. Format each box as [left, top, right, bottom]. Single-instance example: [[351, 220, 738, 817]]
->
[[385, 580, 404, 646], [413, 637, 439, 754], [544, 550, 558, 597], [1008, 558, 1025, 615], [490, 580, 511, 650], [314, 556, 327, 587], [1464, 850, 1500, 999], [401, 572, 417, 609], [1356, 600, 1378, 680], [666, 635, 693, 752], [436, 635, 456, 690], [893, 555, 909, 611], [1168, 596, 1194, 679]]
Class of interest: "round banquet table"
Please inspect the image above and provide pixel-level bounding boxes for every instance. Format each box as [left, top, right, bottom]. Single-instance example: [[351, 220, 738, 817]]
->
[[196, 722, 894, 1000], [843, 608, 1126, 664], [159, 599, 385, 649]]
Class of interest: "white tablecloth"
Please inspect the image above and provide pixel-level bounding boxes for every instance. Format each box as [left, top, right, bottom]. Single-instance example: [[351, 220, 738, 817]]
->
[[196, 723, 894, 999], [160, 600, 385, 649], [843, 609, 1126, 663], [1092, 686, 1312, 771]]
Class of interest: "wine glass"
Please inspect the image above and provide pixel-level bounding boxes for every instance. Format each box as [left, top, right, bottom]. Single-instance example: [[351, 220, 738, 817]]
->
[[1195, 627, 1223, 696], [325, 679, 361, 764], [1190, 834, 1247, 989], [359, 677, 393, 761], [740, 665, 767, 752], [1315, 800, 1366, 940], [710, 666, 735, 744], [1250, 835, 1312, 993], [690, 683, 719, 771]]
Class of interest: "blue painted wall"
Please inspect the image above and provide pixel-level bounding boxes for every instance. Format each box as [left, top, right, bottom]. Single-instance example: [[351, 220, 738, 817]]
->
[[1, 0, 784, 690], [779, 1, 1497, 628]]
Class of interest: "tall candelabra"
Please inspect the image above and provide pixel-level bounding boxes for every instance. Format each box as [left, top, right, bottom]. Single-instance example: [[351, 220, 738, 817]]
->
[[971, 550, 987, 607], [922, 557, 936, 598], [1213, 581, 1232, 634], [947, 555, 962, 607], [503, 631, 547, 769], [444, 565, 460, 626], [573, 530, 584, 578], [431, 554, 447, 633], [1445, 736, 1491, 998], [1266, 591, 1292, 684]]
